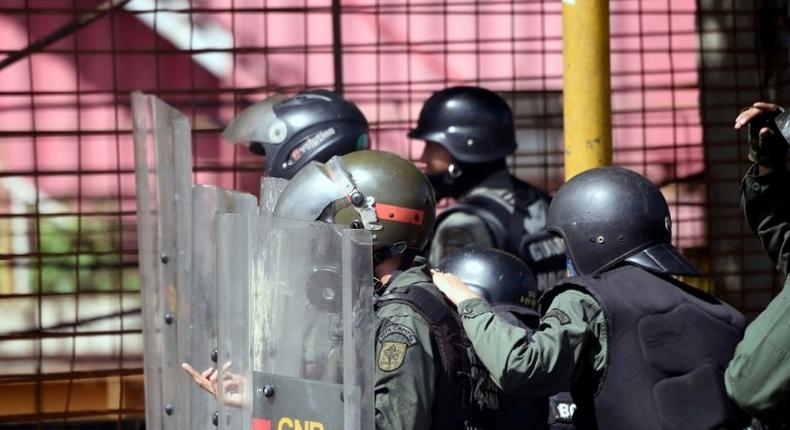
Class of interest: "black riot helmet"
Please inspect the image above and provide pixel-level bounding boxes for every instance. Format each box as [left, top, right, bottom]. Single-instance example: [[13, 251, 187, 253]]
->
[[438, 246, 540, 311], [408, 86, 517, 163], [547, 167, 700, 277], [223, 89, 369, 179]]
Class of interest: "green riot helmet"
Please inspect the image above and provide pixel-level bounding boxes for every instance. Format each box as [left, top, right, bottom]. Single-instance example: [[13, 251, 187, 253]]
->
[[274, 150, 437, 253]]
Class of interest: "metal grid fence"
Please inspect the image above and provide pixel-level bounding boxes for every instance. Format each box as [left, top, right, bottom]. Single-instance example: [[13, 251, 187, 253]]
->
[[0, 0, 786, 426]]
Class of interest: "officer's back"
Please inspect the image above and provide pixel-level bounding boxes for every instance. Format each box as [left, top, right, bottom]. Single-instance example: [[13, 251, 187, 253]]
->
[[432, 167, 750, 430]]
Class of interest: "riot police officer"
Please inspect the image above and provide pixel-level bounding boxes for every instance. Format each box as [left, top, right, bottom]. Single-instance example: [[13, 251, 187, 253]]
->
[[222, 88, 369, 179], [269, 150, 501, 429], [411, 86, 564, 290], [439, 247, 577, 430], [433, 166, 750, 430], [181, 89, 369, 408], [726, 102, 790, 428]]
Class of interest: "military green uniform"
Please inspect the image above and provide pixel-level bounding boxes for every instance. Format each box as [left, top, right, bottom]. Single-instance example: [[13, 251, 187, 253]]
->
[[374, 265, 500, 430], [374, 267, 438, 430], [459, 270, 749, 429], [429, 169, 551, 266], [725, 165, 790, 424], [456, 290, 607, 397], [739, 165, 789, 275]]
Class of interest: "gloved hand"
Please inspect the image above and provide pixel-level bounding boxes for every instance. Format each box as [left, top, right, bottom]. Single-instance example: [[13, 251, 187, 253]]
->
[[734, 102, 789, 169]]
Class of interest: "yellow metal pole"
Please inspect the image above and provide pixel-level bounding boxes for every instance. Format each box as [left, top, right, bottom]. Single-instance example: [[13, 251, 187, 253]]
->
[[562, 0, 613, 181]]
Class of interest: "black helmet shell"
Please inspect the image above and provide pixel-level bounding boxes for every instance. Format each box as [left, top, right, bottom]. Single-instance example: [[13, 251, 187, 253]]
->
[[408, 86, 517, 163], [547, 167, 699, 277], [224, 89, 369, 179], [438, 246, 539, 310]]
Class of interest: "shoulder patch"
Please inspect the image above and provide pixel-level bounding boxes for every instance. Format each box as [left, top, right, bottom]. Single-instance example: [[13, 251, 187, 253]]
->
[[542, 309, 571, 325], [378, 342, 407, 372], [377, 322, 418, 346]]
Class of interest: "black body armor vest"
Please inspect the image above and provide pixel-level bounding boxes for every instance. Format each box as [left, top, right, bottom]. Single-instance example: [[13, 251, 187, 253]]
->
[[541, 265, 749, 430], [435, 176, 564, 291], [377, 281, 499, 430]]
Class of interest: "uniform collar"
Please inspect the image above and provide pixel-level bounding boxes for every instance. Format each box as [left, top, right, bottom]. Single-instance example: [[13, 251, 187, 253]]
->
[[383, 264, 432, 292]]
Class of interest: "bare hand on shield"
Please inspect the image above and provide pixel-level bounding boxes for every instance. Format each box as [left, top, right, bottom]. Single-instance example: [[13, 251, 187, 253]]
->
[[182, 361, 245, 407]]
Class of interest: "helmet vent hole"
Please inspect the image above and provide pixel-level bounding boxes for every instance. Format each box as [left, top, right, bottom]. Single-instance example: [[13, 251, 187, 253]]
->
[[596, 235, 605, 244], [618, 235, 625, 243]]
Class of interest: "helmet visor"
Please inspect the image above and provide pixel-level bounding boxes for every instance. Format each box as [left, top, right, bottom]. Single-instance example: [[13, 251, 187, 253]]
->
[[273, 159, 348, 222], [222, 94, 290, 145], [623, 243, 701, 277], [274, 155, 384, 231]]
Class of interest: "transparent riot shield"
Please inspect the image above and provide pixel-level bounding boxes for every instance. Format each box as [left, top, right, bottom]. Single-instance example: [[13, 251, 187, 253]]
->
[[133, 92, 259, 430], [182, 185, 257, 430], [216, 212, 255, 429], [216, 208, 374, 430], [132, 91, 192, 430], [260, 177, 289, 213]]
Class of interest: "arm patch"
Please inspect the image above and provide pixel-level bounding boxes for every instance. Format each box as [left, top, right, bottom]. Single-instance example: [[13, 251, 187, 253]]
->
[[376, 322, 418, 372], [542, 309, 571, 325], [378, 342, 408, 372], [377, 322, 418, 346]]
